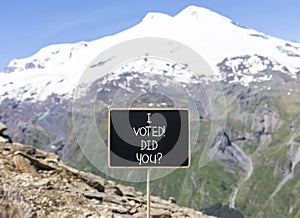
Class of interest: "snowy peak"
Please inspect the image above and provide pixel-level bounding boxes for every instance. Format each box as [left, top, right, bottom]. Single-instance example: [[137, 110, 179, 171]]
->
[[141, 6, 228, 23], [1, 5, 300, 102], [177, 5, 232, 23]]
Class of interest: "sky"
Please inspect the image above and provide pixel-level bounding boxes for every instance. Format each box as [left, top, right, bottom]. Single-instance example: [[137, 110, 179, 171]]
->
[[0, 0, 299, 71]]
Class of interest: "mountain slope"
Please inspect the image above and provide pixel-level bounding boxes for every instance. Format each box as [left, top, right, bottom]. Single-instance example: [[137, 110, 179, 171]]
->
[[0, 135, 214, 218]]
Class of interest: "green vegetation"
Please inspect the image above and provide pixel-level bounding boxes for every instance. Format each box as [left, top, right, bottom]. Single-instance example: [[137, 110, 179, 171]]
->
[[237, 165, 280, 216], [135, 149, 239, 210], [242, 143, 257, 155], [294, 135, 300, 143], [57, 81, 300, 217]]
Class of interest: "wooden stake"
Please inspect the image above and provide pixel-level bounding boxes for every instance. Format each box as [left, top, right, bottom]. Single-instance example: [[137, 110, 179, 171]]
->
[[147, 168, 151, 218]]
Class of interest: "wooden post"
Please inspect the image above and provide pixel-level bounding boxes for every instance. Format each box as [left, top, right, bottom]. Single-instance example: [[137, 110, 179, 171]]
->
[[147, 169, 151, 218]]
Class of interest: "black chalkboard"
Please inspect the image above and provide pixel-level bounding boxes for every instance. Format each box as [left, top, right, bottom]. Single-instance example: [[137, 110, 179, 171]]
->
[[108, 109, 189, 168]]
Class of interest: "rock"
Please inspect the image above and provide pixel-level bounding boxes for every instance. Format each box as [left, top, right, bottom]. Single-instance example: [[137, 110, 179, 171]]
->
[[14, 151, 55, 171], [129, 207, 138, 214], [133, 212, 147, 218], [111, 205, 128, 214], [118, 185, 136, 197], [45, 152, 60, 162], [151, 209, 171, 218], [0, 122, 12, 143], [0, 140, 215, 218], [182, 207, 196, 215], [0, 203, 25, 218], [170, 212, 185, 217], [33, 178, 51, 188], [65, 188, 104, 201], [168, 196, 176, 204], [0, 136, 9, 143], [13, 153, 37, 174], [115, 215, 134, 218], [0, 184, 37, 218], [133, 210, 171, 218], [105, 186, 123, 196], [0, 122, 7, 134], [77, 172, 105, 192], [129, 200, 136, 207], [82, 209, 93, 217]]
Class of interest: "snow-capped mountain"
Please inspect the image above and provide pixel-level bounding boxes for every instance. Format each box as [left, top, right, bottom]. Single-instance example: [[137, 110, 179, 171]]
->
[[1, 5, 300, 102], [1, 6, 300, 217]]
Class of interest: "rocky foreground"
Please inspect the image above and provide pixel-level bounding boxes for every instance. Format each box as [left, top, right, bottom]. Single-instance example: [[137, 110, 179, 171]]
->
[[0, 124, 214, 218]]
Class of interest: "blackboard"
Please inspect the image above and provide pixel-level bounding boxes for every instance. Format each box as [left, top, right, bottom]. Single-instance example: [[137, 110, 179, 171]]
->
[[108, 109, 190, 168]]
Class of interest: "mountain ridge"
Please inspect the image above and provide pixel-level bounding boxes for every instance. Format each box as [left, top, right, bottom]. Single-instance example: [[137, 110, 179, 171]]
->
[[1, 5, 300, 102], [0, 124, 214, 218]]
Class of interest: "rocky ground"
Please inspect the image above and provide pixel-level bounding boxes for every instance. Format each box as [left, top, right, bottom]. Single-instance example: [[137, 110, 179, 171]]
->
[[0, 123, 214, 218]]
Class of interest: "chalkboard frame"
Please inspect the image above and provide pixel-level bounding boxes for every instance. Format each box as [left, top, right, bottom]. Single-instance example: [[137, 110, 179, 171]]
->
[[108, 108, 190, 168]]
